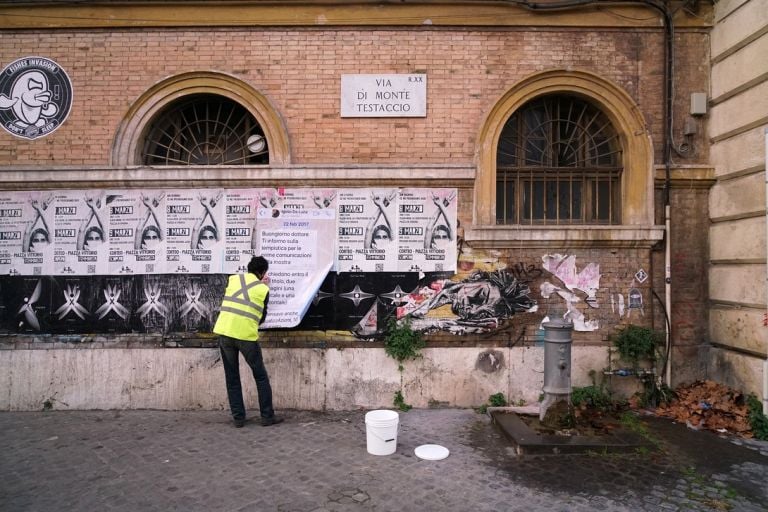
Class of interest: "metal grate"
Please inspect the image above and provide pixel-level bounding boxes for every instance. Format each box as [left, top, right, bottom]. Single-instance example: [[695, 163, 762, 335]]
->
[[141, 94, 269, 165], [496, 95, 622, 225]]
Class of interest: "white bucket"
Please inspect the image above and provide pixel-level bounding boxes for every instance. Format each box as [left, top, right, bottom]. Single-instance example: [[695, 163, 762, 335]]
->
[[365, 409, 399, 455]]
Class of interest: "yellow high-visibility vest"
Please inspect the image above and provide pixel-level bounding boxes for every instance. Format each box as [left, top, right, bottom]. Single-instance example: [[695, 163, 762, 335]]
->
[[213, 273, 269, 341]]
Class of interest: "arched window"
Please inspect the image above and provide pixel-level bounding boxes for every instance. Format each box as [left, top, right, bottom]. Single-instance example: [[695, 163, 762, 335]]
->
[[496, 95, 621, 225], [141, 94, 268, 165], [111, 72, 290, 167]]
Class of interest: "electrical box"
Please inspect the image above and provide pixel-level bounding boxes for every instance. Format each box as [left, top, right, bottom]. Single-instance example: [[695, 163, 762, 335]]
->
[[690, 92, 707, 116]]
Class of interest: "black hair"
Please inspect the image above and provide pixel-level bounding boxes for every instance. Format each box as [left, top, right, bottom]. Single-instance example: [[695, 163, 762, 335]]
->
[[30, 228, 49, 242], [85, 226, 104, 241], [248, 255, 269, 277]]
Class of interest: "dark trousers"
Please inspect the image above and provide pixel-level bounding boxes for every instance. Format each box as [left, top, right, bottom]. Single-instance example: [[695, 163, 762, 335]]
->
[[219, 335, 275, 421]]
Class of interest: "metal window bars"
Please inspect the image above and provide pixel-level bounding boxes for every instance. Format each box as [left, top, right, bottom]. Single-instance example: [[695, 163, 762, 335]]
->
[[496, 95, 622, 225], [142, 94, 269, 166]]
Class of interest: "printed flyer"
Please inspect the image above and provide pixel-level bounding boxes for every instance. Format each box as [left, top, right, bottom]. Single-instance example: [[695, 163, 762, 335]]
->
[[52, 190, 110, 276], [397, 188, 457, 272], [336, 188, 398, 272], [254, 205, 336, 328], [165, 188, 224, 274], [1, 191, 55, 276], [106, 190, 167, 275]]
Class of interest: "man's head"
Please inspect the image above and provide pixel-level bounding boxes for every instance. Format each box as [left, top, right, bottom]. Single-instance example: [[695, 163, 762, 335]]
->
[[247, 255, 269, 279]]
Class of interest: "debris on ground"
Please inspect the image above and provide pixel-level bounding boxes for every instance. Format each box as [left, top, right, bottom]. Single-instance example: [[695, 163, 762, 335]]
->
[[653, 380, 753, 437]]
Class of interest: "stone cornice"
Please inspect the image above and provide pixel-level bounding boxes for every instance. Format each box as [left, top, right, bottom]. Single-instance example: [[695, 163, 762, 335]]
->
[[0, 164, 476, 189], [654, 164, 716, 188], [464, 225, 665, 249], [0, 1, 712, 30]]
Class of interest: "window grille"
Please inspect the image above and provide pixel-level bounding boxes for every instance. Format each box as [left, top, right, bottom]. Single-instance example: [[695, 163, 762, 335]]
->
[[141, 94, 268, 165], [496, 95, 622, 225]]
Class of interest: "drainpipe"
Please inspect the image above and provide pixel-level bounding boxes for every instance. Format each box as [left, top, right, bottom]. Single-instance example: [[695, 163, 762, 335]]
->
[[510, 0, 675, 385]]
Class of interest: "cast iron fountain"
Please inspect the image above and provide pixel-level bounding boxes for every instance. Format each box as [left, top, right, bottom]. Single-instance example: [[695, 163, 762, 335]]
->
[[490, 316, 648, 455]]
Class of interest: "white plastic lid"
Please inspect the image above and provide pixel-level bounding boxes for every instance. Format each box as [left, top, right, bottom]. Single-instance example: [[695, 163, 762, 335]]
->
[[414, 444, 450, 461]]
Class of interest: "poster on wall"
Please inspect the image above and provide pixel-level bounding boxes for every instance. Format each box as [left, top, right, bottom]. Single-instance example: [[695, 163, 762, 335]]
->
[[106, 190, 167, 275], [52, 190, 110, 276], [253, 196, 337, 328], [397, 188, 457, 272], [50, 276, 94, 334], [337, 188, 398, 272], [1, 191, 54, 276], [221, 188, 268, 274], [165, 189, 224, 274], [1, 276, 54, 333], [109, 190, 167, 274]]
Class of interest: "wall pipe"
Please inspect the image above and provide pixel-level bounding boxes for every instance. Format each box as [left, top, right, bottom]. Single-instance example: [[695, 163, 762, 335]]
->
[[509, 0, 675, 385]]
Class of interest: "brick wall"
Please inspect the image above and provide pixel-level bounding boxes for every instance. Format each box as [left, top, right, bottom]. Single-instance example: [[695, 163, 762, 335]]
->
[[0, 25, 709, 352], [0, 27, 676, 166]]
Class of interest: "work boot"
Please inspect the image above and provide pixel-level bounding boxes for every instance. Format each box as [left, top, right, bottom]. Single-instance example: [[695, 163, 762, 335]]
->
[[261, 416, 284, 427], [233, 418, 246, 428]]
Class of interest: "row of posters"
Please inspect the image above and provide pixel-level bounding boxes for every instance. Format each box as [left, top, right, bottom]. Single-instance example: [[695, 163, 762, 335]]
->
[[0, 187, 457, 277], [0, 187, 456, 328]]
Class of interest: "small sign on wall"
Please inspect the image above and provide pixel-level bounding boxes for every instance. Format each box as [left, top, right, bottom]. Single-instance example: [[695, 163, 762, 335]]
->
[[341, 74, 426, 117], [0, 56, 73, 140]]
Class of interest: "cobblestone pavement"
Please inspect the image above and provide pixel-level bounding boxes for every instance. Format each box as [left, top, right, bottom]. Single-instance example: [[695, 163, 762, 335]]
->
[[1, 409, 767, 511]]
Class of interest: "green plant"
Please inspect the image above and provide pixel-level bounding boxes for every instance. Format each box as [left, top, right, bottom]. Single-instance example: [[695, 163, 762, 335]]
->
[[383, 317, 425, 366], [612, 325, 664, 367], [488, 392, 507, 407], [746, 394, 768, 440], [571, 385, 613, 410], [393, 390, 412, 412], [637, 378, 676, 408], [384, 317, 424, 412], [571, 369, 613, 410]]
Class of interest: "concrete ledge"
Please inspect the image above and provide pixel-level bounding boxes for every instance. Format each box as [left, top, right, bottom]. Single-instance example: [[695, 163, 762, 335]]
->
[[0, 345, 612, 411], [490, 410, 648, 455]]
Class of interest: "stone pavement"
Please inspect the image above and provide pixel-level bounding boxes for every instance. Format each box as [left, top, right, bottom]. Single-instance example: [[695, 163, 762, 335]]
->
[[1, 408, 767, 512]]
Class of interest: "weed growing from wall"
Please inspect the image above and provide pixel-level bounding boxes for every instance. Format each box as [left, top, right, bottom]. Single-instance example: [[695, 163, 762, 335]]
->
[[383, 317, 425, 411]]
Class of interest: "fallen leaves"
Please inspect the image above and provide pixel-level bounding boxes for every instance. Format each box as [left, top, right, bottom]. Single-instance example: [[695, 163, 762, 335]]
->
[[654, 380, 753, 437]]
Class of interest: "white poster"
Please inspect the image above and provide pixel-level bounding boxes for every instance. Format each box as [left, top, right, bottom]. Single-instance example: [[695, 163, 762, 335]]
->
[[397, 188, 457, 272], [221, 189, 261, 275], [106, 190, 166, 275], [337, 188, 398, 272], [254, 201, 336, 328], [1, 191, 54, 276], [165, 189, 224, 274], [52, 191, 110, 276]]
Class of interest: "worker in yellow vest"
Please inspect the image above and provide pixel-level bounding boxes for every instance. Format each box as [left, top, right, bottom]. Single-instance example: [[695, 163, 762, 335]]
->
[[213, 255, 283, 428]]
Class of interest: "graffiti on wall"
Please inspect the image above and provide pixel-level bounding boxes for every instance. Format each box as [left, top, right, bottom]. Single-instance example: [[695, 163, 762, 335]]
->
[[540, 253, 600, 331]]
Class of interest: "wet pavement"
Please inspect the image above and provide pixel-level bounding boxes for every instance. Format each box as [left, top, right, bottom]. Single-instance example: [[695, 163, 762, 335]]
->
[[1, 408, 766, 511]]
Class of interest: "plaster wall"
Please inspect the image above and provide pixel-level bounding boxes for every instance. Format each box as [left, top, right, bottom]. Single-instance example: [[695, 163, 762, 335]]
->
[[711, 34, 768, 99], [708, 0, 767, 399], [710, 126, 768, 176], [710, 265, 765, 305], [0, 346, 612, 412], [710, 216, 765, 261], [710, 0, 768, 56], [709, 345, 766, 398], [709, 80, 768, 138], [709, 172, 763, 218], [710, 308, 767, 356]]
